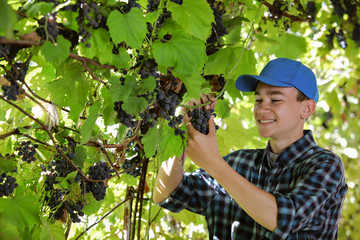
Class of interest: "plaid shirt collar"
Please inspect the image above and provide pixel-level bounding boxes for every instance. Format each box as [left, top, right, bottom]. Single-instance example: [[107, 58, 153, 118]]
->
[[264, 130, 317, 168]]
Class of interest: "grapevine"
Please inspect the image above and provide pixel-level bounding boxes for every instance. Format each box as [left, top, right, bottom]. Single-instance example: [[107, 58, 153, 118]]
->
[[0, 0, 358, 238]]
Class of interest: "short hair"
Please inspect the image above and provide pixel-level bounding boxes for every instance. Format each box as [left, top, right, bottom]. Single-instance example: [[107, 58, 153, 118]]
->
[[296, 90, 310, 102]]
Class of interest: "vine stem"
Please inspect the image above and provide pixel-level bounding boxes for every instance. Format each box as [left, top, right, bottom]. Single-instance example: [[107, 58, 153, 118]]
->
[[74, 196, 135, 240], [0, 96, 104, 183]]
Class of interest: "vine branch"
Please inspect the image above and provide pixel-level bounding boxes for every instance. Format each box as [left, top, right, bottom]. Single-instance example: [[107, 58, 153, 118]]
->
[[75, 196, 135, 240]]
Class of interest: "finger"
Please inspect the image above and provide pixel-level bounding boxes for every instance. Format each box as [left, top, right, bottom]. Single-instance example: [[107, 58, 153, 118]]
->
[[186, 122, 196, 138], [200, 93, 210, 104], [208, 115, 216, 135], [209, 99, 217, 109]]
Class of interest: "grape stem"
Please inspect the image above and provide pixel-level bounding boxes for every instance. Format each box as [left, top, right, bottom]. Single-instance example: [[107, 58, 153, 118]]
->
[[75, 196, 135, 240]]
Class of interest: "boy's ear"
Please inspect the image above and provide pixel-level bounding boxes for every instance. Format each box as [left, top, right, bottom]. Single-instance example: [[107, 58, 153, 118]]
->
[[301, 99, 316, 119]]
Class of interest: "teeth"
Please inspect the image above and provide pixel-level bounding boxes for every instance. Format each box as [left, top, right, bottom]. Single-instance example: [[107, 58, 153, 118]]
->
[[259, 120, 275, 123]]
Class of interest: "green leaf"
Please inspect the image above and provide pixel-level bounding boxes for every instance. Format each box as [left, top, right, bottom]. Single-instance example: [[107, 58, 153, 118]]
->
[[152, 31, 206, 77], [168, 0, 214, 41], [73, 145, 87, 167], [109, 75, 137, 102], [40, 36, 71, 64], [141, 121, 184, 161], [80, 101, 101, 144], [81, 28, 113, 65], [13, 18, 37, 35], [39, 219, 65, 240], [272, 33, 307, 59], [0, 185, 41, 232], [138, 76, 156, 95], [175, 72, 205, 99], [25, 2, 53, 18], [107, 8, 147, 49], [122, 96, 149, 115], [0, 0, 17, 37], [46, 62, 90, 121], [112, 47, 131, 69]]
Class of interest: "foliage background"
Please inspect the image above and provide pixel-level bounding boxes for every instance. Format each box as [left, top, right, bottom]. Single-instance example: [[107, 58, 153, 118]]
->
[[0, 0, 359, 239]]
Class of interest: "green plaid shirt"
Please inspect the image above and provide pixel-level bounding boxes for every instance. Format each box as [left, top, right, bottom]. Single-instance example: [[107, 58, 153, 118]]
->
[[158, 130, 348, 239]]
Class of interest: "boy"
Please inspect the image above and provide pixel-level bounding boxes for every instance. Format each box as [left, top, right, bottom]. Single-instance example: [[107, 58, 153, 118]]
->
[[153, 58, 348, 239]]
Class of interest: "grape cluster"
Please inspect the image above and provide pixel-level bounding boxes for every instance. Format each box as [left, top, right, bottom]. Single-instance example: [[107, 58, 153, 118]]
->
[[1, 80, 20, 101], [17, 141, 38, 163], [306, 1, 316, 22], [121, 155, 142, 178], [353, 24, 360, 46], [154, 74, 187, 136], [0, 41, 11, 59], [1, 62, 28, 101], [84, 162, 114, 201], [36, 13, 59, 42], [121, 0, 141, 13], [114, 101, 138, 128], [0, 172, 18, 197], [47, 192, 85, 223], [71, 0, 102, 48], [42, 141, 85, 222], [189, 108, 219, 135], [147, 0, 160, 12], [206, 0, 228, 45]]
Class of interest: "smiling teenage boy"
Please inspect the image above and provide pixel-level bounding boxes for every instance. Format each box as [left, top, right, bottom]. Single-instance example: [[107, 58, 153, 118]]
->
[[153, 58, 348, 239]]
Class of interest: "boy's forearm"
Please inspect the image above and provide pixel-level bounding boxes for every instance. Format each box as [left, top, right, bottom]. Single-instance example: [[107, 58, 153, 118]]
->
[[153, 151, 186, 204], [205, 157, 278, 231]]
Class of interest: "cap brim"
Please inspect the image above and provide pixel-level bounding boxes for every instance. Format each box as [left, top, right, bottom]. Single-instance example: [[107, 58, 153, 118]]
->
[[235, 74, 294, 92]]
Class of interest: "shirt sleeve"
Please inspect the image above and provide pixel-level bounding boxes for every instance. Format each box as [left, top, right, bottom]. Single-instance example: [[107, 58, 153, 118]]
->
[[157, 168, 223, 215], [267, 153, 347, 239]]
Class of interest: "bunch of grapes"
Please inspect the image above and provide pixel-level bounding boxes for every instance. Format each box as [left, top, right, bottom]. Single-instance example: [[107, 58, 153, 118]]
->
[[1, 80, 20, 101], [154, 74, 187, 136], [83, 162, 114, 201], [36, 13, 59, 42], [121, 0, 141, 13], [1, 61, 28, 101], [17, 141, 38, 163], [147, 0, 161, 12], [121, 155, 142, 178], [0, 41, 11, 59], [352, 24, 360, 45], [114, 101, 138, 128], [42, 141, 85, 222], [72, 0, 102, 47], [189, 108, 219, 135], [306, 1, 316, 22], [0, 172, 18, 197], [206, 0, 228, 45]]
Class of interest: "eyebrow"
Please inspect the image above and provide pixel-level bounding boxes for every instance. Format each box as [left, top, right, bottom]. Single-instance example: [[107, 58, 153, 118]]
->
[[254, 90, 285, 96]]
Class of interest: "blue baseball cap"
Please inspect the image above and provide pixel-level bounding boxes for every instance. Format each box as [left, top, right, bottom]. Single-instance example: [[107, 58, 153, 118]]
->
[[235, 58, 319, 102]]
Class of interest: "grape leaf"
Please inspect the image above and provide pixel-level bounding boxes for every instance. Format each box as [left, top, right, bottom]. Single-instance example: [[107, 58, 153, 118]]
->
[[272, 33, 307, 59], [40, 35, 71, 64], [81, 28, 113, 65], [122, 96, 149, 115], [168, 0, 214, 41], [0, 0, 17, 37], [80, 101, 101, 144], [141, 121, 184, 161], [107, 8, 147, 49], [0, 185, 41, 232], [152, 30, 206, 77], [109, 75, 137, 102], [25, 2, 53, 18]]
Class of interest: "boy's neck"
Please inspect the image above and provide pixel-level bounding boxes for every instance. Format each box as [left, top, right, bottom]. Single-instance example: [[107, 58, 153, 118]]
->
[[269, 131, 305, 154]]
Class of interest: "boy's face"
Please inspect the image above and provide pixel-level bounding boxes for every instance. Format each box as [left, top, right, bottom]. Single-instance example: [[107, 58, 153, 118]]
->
[[253, 82, 309, 142]]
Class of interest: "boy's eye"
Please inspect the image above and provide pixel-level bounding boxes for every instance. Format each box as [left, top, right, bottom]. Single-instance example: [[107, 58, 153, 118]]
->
[[271, 99, 281, 102]]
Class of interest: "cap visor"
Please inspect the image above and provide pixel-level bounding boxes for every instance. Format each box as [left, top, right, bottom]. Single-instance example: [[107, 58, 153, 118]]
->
[[236, 75, 294, 92]]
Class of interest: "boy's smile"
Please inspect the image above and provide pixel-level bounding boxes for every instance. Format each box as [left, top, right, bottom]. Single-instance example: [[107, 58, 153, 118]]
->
[[253, 82, 310, 153]]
